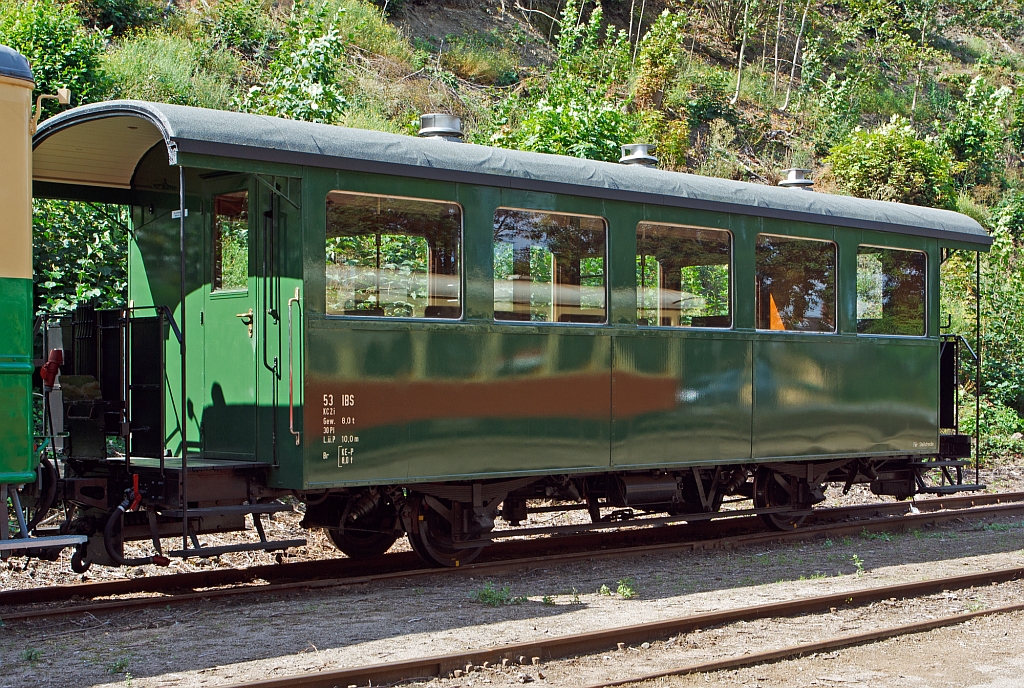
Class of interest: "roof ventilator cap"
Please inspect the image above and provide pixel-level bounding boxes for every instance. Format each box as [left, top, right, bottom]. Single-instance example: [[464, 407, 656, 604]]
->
[[418, 113, 463, 141], [620, 143, 658, 166], [778, 167, 814, 190]]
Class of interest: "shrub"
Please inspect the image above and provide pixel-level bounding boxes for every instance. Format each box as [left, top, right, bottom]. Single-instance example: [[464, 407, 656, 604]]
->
[[632, 10, 686, 109], [33, 201, 128, 315], [209, 0, 278, 59], [0, 0, 110, 114], [941, 76, 1012, 188], [240, 2, 347, 123], [103, 31, 241, 109], [79, 0, 160, 35], [826, 115, 956, 209]]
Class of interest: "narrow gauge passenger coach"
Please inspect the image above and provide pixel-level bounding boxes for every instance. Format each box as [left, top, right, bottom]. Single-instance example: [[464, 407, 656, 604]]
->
[[5, 86, 991, 568]]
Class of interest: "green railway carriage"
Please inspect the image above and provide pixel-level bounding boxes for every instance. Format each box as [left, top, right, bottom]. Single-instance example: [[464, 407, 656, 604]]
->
[[11, 95, 991, 569]]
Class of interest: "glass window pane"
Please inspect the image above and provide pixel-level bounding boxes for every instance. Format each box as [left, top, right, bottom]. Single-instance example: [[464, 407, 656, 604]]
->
[[212, 191, 249, 292], [857, 246, 926, 335], [756, 234, 836, 332], [493, 209, 606, 323], [636, 222, 731, 327], [326, 191, 462, 319]]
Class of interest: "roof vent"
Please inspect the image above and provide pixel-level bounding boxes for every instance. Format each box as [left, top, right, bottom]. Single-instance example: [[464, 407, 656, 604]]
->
[[620, 143, 658, 166], [778, 167, 814, 190], [418, 113, 463, 141]]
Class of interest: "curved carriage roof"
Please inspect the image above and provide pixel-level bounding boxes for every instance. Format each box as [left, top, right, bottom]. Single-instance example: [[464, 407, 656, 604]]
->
[[33, 100, 990, 247], [0, 45, 33, 82]]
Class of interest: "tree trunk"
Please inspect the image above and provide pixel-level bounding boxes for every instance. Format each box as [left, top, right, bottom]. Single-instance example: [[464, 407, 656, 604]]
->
[[730, 0, 751, 104], [782, 0, 810, 111], [772, 0, 785, 96]]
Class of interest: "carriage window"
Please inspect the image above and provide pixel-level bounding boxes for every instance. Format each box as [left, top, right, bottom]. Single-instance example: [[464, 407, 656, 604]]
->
[[856, 246, 926, 336], [493, 209, 606, 323], [212, 191, 249, 292], [636, 223, 731, 327], [756, 234, 836, 332], [326, 191, 462, 319]]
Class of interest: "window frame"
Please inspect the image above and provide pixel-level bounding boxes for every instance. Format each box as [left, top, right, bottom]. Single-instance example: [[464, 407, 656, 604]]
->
[[855, 243, 928, 339], [635, 221, 734, 330], [492, 206, 610, 326], [323, 189, 466, 322], [210, 189, 252, 296], [754, 232, 839, 335]]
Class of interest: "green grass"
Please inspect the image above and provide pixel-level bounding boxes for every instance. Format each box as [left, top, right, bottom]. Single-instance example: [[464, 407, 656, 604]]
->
[[20, 648, 42, 662]]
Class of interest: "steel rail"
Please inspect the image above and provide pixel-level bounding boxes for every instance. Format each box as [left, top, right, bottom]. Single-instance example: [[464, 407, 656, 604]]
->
[[3, 499, 1023, 624], [3, 490, 1018, 608], [580, 602, 1024, 688], [220, 566, 1024, 688]]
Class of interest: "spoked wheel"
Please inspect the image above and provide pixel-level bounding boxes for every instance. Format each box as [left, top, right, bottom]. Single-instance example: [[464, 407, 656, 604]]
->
[[326, 496, 400, 559], [753, 467, 807, 530], [407, 495, 485, 568]]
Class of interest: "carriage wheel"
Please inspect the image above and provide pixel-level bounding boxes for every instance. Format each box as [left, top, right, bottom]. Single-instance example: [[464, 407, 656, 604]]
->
[[753, 467, 807, 530], [407, 495, 485, 568], [326, 496, 400, 559]]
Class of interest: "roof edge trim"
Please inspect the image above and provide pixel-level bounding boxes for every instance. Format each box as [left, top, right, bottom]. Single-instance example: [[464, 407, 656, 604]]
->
[[33, 101, 178, 165]]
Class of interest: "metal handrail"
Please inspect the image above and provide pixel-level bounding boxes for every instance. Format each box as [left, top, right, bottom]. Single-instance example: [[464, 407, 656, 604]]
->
[[287, 287, 301, 446]]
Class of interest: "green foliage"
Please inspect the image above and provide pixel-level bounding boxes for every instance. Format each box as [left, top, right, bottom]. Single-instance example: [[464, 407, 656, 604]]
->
[[103, 31, 241, 109], [941, 76, 1012, 187], [441, 32, 518, 86], [615, 578, 637, 599], [811, 73, 861, 156], [209, 0, 278, 58], [80, 0, 160, 35], [959, 396, 1024, 459], [33, 201, 128, 315], [0, 0, 109, 114], [472, 582, 527, 606], [632, 10, 686, 109], [239, 2, 347, 123], [20, 648, 42, 662], [826, 115, 956, 208], [851, 553, 865, 575]]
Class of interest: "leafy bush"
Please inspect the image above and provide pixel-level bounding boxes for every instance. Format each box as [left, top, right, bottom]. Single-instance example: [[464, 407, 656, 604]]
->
[[811, 73, 861, 156], [33, 201, 128, 315], [665, 65, 736, 129], [632, 10, 686, 109], [80, 0, 160, 35], [958, 396, 1024, 461], [103, 31, 241, 109], [209, 0, 278, 59], [441, 33, 518, 86], [941, 76, 1012, 188], [826, 115, 956, 209], [240, 2, 347, 123], [0, 0, 109, 114]]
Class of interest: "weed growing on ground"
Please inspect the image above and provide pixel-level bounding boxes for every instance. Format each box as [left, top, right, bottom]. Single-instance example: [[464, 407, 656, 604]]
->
[[976, 520, 1024, 532], [542, 595, 555, 605], [107, 657, 129, 674], [20, 648, 41, 662], [598, 584, 612, 596], [472, 582, 526, 606], [860, 529, 894, 541], [616, 578, 638, 599], [851, 554, 865, 575], [569, 587, 582, 605]]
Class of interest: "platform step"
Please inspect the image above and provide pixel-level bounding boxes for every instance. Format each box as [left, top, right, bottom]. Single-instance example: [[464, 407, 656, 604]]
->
[[167, 538, 306, 558], [918, 484, 986, 495], [161, 502, 292, 519], [0, 534, 88, 553]]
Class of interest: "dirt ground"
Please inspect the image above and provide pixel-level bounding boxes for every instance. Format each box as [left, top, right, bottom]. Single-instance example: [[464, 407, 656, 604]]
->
[[1, 500, 1023, 687]]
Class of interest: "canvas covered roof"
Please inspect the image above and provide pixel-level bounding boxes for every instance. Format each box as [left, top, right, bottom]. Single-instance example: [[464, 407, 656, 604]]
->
[[33, 99, 991, 247]]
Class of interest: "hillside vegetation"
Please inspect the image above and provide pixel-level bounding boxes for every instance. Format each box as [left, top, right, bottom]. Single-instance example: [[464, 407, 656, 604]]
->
[[3, 0, 1024, 459]]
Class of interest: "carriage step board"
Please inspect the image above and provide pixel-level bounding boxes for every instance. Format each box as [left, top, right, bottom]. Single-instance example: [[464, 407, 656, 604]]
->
[[167, 538, 307, 558], [918, 484, 986, 494], [0, 534, 88, 552], [161, 502, 292, 518], [913, 460, 972, 468]]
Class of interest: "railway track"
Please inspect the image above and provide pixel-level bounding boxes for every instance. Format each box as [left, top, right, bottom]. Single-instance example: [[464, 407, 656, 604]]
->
[[2, 491, 1021, 623], [221, 565, 1024, 688]]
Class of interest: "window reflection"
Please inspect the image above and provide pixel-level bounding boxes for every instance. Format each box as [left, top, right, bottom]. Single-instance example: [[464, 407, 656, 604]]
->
[[756, 234, 836, 332], [212, 191, 249, 292], [326, 191, 462, 319], [636, 222, 731, 327], [493, 209, 606, 324], [857, 246, 925, 336]]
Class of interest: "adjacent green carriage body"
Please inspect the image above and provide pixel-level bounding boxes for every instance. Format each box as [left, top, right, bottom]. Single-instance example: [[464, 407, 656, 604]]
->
[[29, 100, 990, 568]]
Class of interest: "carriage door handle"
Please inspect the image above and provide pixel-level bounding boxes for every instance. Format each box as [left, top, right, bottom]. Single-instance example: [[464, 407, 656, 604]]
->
[[236, 309, 254, 337]]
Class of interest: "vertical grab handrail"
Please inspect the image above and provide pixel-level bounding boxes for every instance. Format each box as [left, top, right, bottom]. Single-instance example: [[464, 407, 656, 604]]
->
[[288, 287, 301, 445]]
